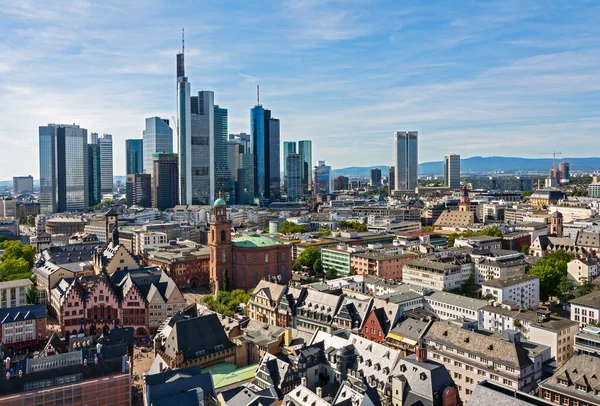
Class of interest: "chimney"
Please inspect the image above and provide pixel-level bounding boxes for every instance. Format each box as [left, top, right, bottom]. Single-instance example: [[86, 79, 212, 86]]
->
[[280, 328, 291, 347], [159, 362, 163, 372], [316, 386, 322, 398], [301, 377, 307, 387]]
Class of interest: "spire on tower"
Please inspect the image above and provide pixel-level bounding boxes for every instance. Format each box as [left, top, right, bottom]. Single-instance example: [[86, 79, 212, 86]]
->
[[257, 84, 260, 105], [182, 27, 185, 54]]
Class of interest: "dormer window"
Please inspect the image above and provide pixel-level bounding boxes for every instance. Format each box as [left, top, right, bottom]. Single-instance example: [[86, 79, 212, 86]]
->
[[558, 379, 569, 386], [576, 384, 588, 392]]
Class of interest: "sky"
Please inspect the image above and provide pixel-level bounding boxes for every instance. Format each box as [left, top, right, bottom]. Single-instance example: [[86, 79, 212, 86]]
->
[[1, 0, 600, 179]]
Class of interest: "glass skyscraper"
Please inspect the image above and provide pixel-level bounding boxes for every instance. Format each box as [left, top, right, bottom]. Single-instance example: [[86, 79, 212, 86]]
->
[[444, 154, 461, 189], [152, 153, 179, 211], [286, 153, 302, 201], [98, 134, 113, 194], [39, 124, 88, 214], [125, 139, 143, 175], [394, 131, 418, 191], [314, 160, 332, 195], [298, 140, 312, 194], [269, 118, 281, 200], [88, 143, 102, 206], [143, 117, 173, 176], [177, 51, 192, 205], [214, 105, 233, 203], [282, 141, 296, 179], [251, 105, 280, 200]]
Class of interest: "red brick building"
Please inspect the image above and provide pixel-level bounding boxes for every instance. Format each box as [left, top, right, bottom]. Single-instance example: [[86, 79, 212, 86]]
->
[[144, 241, 210, 288], [209, 199, 292, 292]]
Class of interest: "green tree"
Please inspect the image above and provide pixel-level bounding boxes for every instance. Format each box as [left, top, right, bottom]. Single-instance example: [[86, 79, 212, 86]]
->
[[577, 279, 594, 297], [521, 190, 533, 197], [279, 221, 308, 234], [26, 284, 39, 305], [222, 271, 230, 292], [0, 258, 32, 282], [90, 199, 112, 210], [521, 245, 530, 254], [338, 220, 368, 232], [326, 267, 338, 280], [421, 226, 433, 232], [529, 250, 574, 301], [293, 246, 321, 273], [313, 258, 323, 276], [348, 267, 356, 276], [0, 240, 36, 268]]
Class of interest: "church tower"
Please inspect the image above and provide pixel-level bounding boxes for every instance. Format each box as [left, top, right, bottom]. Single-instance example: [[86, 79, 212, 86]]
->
[[458, 186, 471, 212], [209, 196, 232, 293], [105, 209, 119, 242]]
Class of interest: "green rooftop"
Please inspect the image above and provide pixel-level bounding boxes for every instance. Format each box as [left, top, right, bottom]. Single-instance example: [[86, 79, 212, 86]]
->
[[204, 362, 257, 389], [232, 234, 279, 248]]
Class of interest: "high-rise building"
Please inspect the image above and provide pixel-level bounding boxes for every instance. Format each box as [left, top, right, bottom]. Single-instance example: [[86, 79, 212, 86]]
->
[[560, 161, 570, 184], [98, 134, 113, 194], [388, 166, 395, 192], [125, 139, 143, 175], [126, 174, 152, 208], [143, 117, 173, 175], [152, 153, 179, 211], [228, 141, 242, 181], [229, 133, 251, 153], [176, 49, 192, 205], [370, 168, 382, 187], [251, 104, 280, 201], [12, 176, 34, 194], [285, 153, 302, 201], [214, 104, 232, 202], [314, 160, 332, 195], [298, 140, 312, 194], [394, 131, 418, 192], [88, 143, 102, 207], [283, 141, 297, 179], [444, 154, 461, 189], [241, 153, 255, 205], [39, 124, 89, 214]]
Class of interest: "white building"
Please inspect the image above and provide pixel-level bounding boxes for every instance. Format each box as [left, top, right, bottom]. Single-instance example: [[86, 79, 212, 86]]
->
[[424, 290, 486, 324], [97, 133, 113, 194], [481, 274, 540, 310], [136, 232, 168, 255], [470, 250, 528, 284], [0, 279, 32, 308], [402, 258, 468, 291], [570, 291, 600, 328], [567, 257, 600, 286]]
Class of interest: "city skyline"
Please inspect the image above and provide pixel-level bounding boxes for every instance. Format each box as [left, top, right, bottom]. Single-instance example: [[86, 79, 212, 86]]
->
[[2, 1, 600, 180]]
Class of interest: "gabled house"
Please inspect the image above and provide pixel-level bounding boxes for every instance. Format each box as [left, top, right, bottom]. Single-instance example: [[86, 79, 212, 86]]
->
[[247, 280, 288, 326]]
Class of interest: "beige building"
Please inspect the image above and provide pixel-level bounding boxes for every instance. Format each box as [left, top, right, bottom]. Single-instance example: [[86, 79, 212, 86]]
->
[[0, 279, 32, 308]]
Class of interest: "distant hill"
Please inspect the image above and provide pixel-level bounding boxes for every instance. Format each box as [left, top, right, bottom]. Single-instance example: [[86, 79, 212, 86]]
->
[[332, 156, 600, 178]]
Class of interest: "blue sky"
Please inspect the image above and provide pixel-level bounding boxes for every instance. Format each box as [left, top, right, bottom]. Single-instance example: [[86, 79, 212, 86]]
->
[[1, 0, 600, 179]]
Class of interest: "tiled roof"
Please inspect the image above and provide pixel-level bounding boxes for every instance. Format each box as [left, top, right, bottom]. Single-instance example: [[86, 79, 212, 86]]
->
[[0, 304, 46, 324]]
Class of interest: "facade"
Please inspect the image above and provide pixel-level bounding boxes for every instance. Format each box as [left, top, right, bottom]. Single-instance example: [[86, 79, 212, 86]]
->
[[571, 291, 600, 328], [444, 154, 461, 189], [568, 257, 600, 286], [12, 176, 34, 194], [0, 304, 47, 350], [538, 354, 600, 405], [298, 140, 312, 193], [0, 198, 16, 218], [285, 153, 303, 200], [294, 289, 342, 333], [388, 166, 395, 192], [322, 246, 353, 276], [39, 124, 88, 213], [214, 104, 233, 203], [350, 251, 417, 279], [152, 153, 179, 210], [143, 117, 172, 175], [589, 183, 600, 198], [144, 240, 210, 288], [240, 153, 255, 204], [333, 176, 349, 191], [126, 173, 152, 208], [481, 274, 540, 309], [402, 259, 465, 291], [370, 168, 382, 188], [87, 142, 102, 206], [0, 279, 32, 308], [251, 104, 280, 200], [247, 280, 288, 326], [394, 131, 418, 192], [125, 138, 143, 175], [313, 161, 332, 195], [282, 141, 296, 178], [574, 325, 600, 357], [97, 133, 113, 194], [424, 291, 486, 324]]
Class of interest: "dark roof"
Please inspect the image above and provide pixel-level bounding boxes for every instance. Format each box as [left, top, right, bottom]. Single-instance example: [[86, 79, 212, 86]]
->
[[46, 244, 102, 264], [0, 304, 46, 324], [371, 307, 389, 333], [164, 313, 232, 360], [145, 365, 214, 406], [43, 332, 69, 354]]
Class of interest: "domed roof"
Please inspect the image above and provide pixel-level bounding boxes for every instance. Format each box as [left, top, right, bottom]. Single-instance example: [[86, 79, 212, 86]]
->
[[213, 198, 227, 207]]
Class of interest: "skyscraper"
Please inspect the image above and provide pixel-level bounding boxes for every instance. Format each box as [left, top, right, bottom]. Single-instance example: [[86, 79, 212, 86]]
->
[[393, 131, 418, 192], [370, 168, 382, 187], [126, 173, 152, 208], [229, 133, 251, 153], [444, 154, 461, 189], [283, 141, 296, 180], [88, 143, 102, 207], [12, 176, 33, 194], [314, 160, 332, 195], [241, 153, 255, 205], [143, 117, 173, 175], [214, 104, 232, 202], [250, 103, 280, 201], [286, 153, 302, 201], [176, 49, 192, 205], [298, 140, 312, 194], [152, 153, 179, 211], [388, 166, 395, 192], [125, 139, 143, 175], [98, 134, 113, 194], [39, 124, 89, 214]]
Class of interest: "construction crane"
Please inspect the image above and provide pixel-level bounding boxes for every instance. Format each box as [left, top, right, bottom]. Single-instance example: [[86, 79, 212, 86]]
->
[[538, 151, 562, 171]]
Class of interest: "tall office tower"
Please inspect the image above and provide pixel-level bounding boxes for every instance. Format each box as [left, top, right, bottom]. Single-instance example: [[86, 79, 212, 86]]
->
[[444, 154, 461, 189], [97, 134, 113, 194], [12, 176, 34, 194], [88, 143, 102, 207], [298, 140, 312, 194], [314, 161, 332, 195], [333, 176, 349, 191], [251, 104, 280, 201], [388, 166, 395, 192], [126, 173, 152, 207], [152, 153, 179, 211], [229, 133, 251, 153], [560, 161, 570, 184], [241, 153, 255, 205], [283, 141, 297, 181], [39, 124, 89, 214], [176, 48, 192, 205], [370, 168, 382, 187], [214, 104, 232, 202], [285, 153, 302, 201], [228, 141, 243, 182], [393, 131, 418, 192], [186, 90, 213, 205], [143, 117, 172, 176], [125, 139, 143, 175]]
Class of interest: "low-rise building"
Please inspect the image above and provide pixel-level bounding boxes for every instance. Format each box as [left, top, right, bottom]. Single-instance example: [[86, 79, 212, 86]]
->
[[481, 274, 540, 310], [321, 245, 358, 276], [470, 249, 528, 284], [385, 318, 430, 354], [0, 304, 47, 350], [144, 366, 216, 406], [538, 354, 600, 405], [402, 259, 465, 291], [424, 290, 486, 324], [568, 256, 600, 286], [571, 291, 600, 328], [247, 280, 288, 326], [350, 251, 418, 279], [0, 279, 32, 309], [144, 240, 211, 288], [574, 325, 600, 357], [294, 290, 342, 333]]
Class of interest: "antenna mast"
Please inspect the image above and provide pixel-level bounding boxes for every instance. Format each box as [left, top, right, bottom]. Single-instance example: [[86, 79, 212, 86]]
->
[[182, 28, 185, 54], [257, 85, 260, 105]]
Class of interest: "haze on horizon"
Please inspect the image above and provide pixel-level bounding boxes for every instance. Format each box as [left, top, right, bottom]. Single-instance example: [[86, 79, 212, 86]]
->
[[1, 0, 599, 179]]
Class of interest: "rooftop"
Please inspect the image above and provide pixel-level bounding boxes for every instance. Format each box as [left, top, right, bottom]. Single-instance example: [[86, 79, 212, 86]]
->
[[481, 273, 540, 288], [203, 362, 257, 389], [425, 290, 487, 311], [481, 305, 578, 332], [233, 234, 280, 248], [570, 290, 600, 309]]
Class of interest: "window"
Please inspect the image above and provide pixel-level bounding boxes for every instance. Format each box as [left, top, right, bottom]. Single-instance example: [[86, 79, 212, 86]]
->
[[503, 379, 511, 385], [253, 256, 258, 263], [265, 254, 269, 262]]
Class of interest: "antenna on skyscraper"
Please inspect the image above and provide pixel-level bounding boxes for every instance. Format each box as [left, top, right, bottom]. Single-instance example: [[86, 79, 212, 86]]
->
[[182, 28, 185, 54], [257, 85, 260, 105]]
